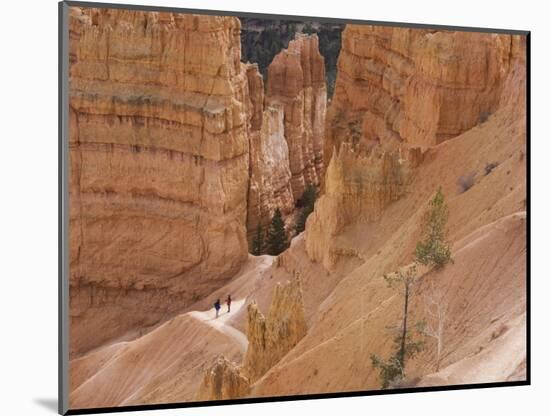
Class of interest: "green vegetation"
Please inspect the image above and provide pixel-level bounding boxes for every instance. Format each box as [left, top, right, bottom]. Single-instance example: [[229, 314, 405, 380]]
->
[[371, 264, 425, 388], [414, 188, 452, 269], [266, 208, 289, 256], [295, 184, 318, 235], [251, 223, 265, 256]]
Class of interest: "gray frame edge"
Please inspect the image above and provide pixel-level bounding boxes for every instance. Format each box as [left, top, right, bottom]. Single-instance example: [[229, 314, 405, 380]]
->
[[63, 0, 530, 36], [59, 1, 70, 415]]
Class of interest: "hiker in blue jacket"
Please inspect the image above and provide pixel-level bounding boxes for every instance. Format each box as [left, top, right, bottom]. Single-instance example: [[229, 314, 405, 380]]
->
[[214, 298, 221, 318]]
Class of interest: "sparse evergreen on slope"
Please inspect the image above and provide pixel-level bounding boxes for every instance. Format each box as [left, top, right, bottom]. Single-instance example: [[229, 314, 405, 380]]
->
[[266, 208, 289, 256]]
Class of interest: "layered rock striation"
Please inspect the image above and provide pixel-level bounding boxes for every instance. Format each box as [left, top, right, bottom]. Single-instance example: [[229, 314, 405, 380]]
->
[[306, 144, 421, 270], [245, 64, 295, 238], [69, 8, 251, 356], [267, 34, 327, 200], [325, 26, 519, 163], [69, 6, 329, 356], [307, 26, 520, 271], [246, 34, 328, 239]]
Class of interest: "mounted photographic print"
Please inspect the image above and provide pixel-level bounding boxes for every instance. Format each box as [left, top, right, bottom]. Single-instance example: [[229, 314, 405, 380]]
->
[[58, 1, 530, 414]]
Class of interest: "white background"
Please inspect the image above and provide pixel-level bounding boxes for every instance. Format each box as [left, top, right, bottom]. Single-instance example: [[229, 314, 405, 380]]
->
[[0, 0, 547, 414]]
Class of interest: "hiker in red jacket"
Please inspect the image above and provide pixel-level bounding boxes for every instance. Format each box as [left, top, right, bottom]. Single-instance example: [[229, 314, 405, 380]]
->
[[226, 294, 232, 313]]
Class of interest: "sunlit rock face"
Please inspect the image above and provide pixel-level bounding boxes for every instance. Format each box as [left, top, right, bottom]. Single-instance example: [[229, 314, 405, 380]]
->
[[309, 25, 520, 271], [245, 64, 295, 240], [242, 278, 307, 382], [245, 34, 328, 240], [266, 33, 327, 201], [305, 143, 421, 270], [68, 8, 251, 356], [325, 25, 518, 163]]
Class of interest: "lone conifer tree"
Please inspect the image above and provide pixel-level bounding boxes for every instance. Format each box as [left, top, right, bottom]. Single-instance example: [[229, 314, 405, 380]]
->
[[267, 208, 288, 256], [251, 223, 264, 256], [371, 264, 425, 388], [415, 187, 452, 269]]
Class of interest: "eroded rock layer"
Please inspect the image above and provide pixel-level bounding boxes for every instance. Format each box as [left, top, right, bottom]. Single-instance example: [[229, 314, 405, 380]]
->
[[245, 34, 328, 240], [308, 26, 521, 271], [306, 144, 421, 270], [246, 64, 295, 238], [325, 26, 519, 163], [69, 8, 251, 356], [267, 34, 327, 201], [196, 356, 250, 401], [242, 277, 307, 382]]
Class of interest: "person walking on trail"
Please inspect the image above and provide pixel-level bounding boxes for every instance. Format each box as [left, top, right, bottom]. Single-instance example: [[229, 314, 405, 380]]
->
[[214, 299, 221, 318], [226, 294, 232, 313]]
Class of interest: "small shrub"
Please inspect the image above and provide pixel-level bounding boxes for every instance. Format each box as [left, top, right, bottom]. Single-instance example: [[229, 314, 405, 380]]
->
[[484, 162, 499, 176], [457, 172, 476, 193]]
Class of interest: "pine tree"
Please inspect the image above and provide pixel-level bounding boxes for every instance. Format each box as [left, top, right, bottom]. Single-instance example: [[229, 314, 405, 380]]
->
[[251, 224, 264, 256], [302, 22, 315, 34], [371, 264, 425, 388], [414, 187, 452, 269], [267, 208, 288, 256], [295, 184, 317, 235]]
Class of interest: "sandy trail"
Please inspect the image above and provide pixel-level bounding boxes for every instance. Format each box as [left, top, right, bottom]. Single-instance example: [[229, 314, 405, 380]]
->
[[188, 299, 248, 351]]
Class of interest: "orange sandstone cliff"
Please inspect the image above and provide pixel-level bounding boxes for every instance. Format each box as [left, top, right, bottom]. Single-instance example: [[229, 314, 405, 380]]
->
[[267, 34, 327, 200], [325, 26, 520, 161], [68, 8, 328, 357], [68, 8, 251, 356], [247, 34, 328, 238]]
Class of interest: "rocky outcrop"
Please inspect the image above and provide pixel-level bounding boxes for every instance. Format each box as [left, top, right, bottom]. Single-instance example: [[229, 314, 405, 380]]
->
[[68, 8, 251, 356], [196, 277, 307, 400], [246, 64, 295, 239], [242, 277, 307, 382], [306, 143, 421, 270], [245, 34, 328, 241], [325, 26, 519, 163], [196, 356, 250, 401], [307, 26, 521, 271], [69, 7, 328, 355], [266, 34, 327, 201]]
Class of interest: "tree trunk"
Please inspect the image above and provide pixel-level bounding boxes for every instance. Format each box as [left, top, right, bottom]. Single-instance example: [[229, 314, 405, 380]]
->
[[399, 281, 410, 370]]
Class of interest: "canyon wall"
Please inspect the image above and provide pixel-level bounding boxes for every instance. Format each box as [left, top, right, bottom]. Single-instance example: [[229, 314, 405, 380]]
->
[[245, 64, 295, 238], [306, 144, 422, 270], [69, 8, 251, 356], [267, 34, 327, 201], [247, 34, 328, 239], [325, 26, 518, 163], [307, 26, 520, 271], [69, 7, 327, 356]]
